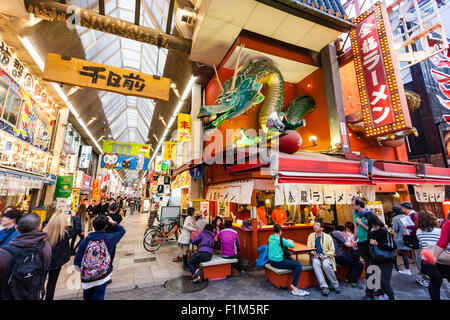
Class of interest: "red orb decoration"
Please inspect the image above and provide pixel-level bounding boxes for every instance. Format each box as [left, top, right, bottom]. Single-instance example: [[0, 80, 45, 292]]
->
[[279, 130, 303, 154]]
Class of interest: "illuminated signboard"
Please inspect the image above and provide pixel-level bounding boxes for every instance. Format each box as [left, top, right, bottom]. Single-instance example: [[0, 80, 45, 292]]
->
[[350, 2, 412, 137]]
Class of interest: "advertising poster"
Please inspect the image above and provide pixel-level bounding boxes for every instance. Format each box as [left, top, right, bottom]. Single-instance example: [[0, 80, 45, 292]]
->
[[0, 69, 55, 152], [101, 153, 149, 170], [200, 201, 209, 219], [72, 188, 80, 212], [92, 179, 100, 200], [366, 201, 385, 225], [54, 176, 73, 198]]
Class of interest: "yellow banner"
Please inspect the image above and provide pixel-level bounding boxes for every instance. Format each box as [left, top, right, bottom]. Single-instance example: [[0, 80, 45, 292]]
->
[[177, 113, 191, 142], [171, 170, 189, 189], [164, 141, 177, 161], [72, 188, 80, 212]]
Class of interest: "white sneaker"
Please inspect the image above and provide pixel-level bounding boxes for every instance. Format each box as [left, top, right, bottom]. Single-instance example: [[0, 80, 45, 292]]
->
[[398, 269, 412, 276], [375, 294, 389, 300], [291, 288, 305, 296], [298, 289, 311, 296]]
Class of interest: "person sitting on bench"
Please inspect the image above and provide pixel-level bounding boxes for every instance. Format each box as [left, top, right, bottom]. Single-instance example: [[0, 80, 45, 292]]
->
[[268, 224, 310, 297], [218, 220, 245, 275], [188, 224, 215, 284]]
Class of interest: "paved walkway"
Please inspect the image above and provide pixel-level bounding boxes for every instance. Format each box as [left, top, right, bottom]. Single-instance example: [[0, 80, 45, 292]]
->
[[55, 213, 450, 300]]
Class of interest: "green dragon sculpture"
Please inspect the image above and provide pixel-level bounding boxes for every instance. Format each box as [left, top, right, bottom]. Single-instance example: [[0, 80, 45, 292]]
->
[[198, 57, 316, 143]]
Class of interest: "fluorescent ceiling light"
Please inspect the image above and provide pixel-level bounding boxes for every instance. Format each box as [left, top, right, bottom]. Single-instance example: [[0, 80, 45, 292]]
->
[[18, 36, 45, 71]]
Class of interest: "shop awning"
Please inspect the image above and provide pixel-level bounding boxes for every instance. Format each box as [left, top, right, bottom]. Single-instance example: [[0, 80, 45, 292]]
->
[[275, 151, 371, 184], [371, 162, 450, 185], [173, 148, 450, 186], [171, 170, 190, 189]]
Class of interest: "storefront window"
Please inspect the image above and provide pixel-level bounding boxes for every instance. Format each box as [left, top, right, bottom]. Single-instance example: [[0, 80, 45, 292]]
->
[[0, 80, 8, 114], [2, 89, 23, 127]]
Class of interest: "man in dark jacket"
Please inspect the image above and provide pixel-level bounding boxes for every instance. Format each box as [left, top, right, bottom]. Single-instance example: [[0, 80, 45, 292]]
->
[[100, 198, 109, 215], [105, 203, 122, 234], [188, 224, 215, 283], [0, 213, 52, 298], [74, 215, 125, 300]]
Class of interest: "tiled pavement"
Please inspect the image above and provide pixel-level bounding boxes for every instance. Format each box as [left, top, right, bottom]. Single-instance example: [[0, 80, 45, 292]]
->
[[55, 213, 450, 300]]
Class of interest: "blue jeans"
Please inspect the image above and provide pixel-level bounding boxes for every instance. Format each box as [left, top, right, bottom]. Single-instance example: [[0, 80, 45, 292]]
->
[[269, 259, 303, 287], [188, 252, 212, 274], [83, 282, 108, 300]]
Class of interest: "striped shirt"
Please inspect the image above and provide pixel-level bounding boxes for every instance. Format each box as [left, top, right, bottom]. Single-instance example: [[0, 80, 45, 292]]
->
[[416, 228, 441, 250]]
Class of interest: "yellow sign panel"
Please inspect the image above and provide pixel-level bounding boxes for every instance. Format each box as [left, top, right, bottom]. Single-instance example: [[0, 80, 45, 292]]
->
[[171, 170, 189, 189], [164, 142, 176, 161], [43, 53, 170, 102], [177, 113, 191, 142], [72, 188, 80, 212]]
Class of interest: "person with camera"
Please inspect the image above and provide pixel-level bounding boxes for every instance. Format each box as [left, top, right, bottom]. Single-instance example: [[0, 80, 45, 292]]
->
[[268, 224, 310, 296], [307, 220, 340, 296]]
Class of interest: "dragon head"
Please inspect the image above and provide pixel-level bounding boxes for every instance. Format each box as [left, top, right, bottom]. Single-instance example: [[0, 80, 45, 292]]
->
[[198, 72, 264, 130], [198, 46, 265, 131]]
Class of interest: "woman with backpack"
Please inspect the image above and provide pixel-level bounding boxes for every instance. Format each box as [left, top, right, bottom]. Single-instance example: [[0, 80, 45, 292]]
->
[[43, 211, 81, 300], [268, 224, 310, 297], [70, 204, 87, 255], [365, 211, 396, 300]]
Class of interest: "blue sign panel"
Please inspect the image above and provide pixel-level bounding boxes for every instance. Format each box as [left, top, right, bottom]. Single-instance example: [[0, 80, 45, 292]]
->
[[189, 167, 204, 178]]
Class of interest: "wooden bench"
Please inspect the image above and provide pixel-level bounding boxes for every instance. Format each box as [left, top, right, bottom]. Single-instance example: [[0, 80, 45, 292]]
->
[[265, 263, 366, 290], [200, 255, 238, 281]]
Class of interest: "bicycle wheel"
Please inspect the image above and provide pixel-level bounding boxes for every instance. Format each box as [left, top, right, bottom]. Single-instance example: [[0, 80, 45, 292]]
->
[[143, 227, 155, 237], [143, 229, 164, 252]]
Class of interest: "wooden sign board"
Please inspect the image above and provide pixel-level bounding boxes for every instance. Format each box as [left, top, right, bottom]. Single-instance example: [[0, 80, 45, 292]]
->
[[43, 53, 170, 101]]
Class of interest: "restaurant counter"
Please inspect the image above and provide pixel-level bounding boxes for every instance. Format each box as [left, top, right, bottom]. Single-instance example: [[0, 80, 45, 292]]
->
[[232, 223, 314, 263]]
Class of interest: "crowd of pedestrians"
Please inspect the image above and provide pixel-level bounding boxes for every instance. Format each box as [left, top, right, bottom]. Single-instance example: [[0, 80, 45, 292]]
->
[[0, 196, 127, 300], [0, 194, 449, 301]]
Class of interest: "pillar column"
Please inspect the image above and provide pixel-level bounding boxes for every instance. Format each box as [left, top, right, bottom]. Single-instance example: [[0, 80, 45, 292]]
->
[[189, 83, 204, 201], [43, 107, 69, 206], [320, 44, 351, 153]]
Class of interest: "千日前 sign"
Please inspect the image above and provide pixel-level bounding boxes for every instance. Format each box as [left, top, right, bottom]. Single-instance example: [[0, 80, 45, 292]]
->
[[350, 2, 412, 138], [43, 53, 170, 102]]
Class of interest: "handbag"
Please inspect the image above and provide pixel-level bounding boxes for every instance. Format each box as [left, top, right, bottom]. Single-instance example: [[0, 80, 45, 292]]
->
[[369, 231, 396, 263], [280, 237, 293, 260], [403, 234, 420, 249], [426, 244, 450, 266]]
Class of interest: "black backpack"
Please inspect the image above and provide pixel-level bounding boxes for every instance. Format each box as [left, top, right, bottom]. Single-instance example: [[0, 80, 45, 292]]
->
[[1, 241, 47, 300]]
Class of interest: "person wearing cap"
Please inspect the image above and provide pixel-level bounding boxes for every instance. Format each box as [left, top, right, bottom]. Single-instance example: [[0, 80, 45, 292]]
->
[[392, 205, 412, 275], [0, 208, 22, 246]]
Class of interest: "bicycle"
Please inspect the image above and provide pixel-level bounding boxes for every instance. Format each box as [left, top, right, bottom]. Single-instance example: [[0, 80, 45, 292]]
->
[[143, 215, 182, 252]]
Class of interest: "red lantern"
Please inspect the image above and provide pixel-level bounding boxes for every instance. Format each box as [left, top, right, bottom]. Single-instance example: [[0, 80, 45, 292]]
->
[[279, 130, 303, 154]]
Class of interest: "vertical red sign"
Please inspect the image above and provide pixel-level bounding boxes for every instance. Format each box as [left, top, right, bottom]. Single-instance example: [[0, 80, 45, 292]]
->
[[350, 2, 412, 138]]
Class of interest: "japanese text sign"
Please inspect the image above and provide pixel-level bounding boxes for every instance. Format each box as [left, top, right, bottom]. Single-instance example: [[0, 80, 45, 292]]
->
[[92, 179, 100, 201], [43, 53, 170, 101], [350, 2, 412, 137], [164, 141, 176, 161], [177, 113, 191, 142]]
